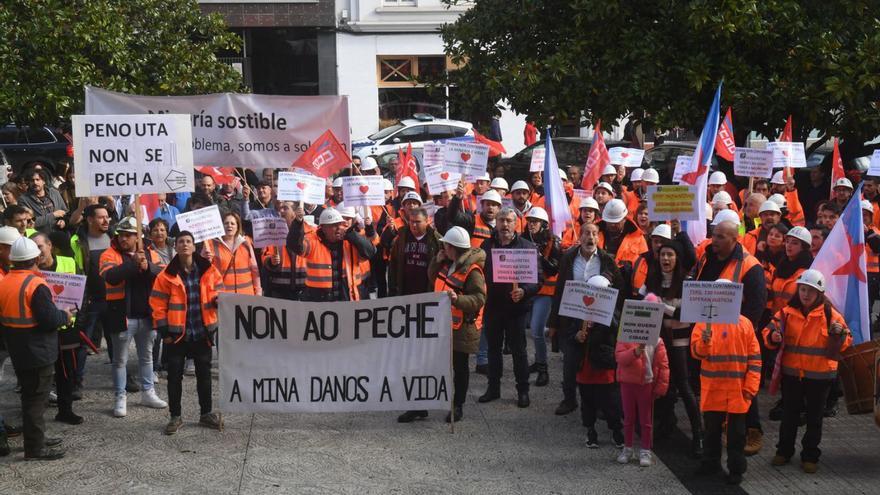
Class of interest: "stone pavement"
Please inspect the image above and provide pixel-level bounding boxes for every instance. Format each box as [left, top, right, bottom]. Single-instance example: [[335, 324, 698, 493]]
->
[[1, 342, 878, 495]]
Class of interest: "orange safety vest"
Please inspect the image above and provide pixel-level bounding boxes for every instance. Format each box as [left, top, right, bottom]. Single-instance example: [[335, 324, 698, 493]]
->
[[695, 248, 761, 286], [261, 245, 292, 289], [631, 253, 649, 296], [867, 226, 880, 274], [763, 304, 853, 380], [462, 192, 480, 213], [433, 263, 484, 330], [537, 241, 558, 296], [149, 262, 222, 343], [302, 234, 367, 301], [561, 221, 582, 250], [0, 270, 47, 329], [99, 247, 161, 301], [204, 238, 258, 295], [767, 266, 805, 314], [597, 222, 647, 266], [472, 214, 494, 248], [690, 315, 762, 414], [741, 227, 762, 256]]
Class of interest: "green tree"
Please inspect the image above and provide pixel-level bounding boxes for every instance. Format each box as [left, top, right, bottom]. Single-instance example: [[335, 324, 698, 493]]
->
[[0, 0, 243, 126], [441, 0, 880, 152]]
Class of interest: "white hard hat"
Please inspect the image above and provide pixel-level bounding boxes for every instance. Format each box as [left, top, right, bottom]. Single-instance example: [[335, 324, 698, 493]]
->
[[834, 177, 854, 190], [595, 181, 614, 194], [770, 170, 786, 185], [716, 279, 732, 284], [480, 189, 503, 205], [710, 209, 741, 226], [797, 269, 826, 293], [401, 191, 423, 205], [601, 164, 617, 176], [511, 180, 530, 193], [580, 197, 599, 211], [0, 226, 22, 246], [786, 226, 812, 246], [630, 168, 644, 182], [440, 226, 471, 249], [361, 156, 379, 171], [525, 207, 549, 223], [768, 193, 787, 209], [398, 176, 416, 190], [332, 177, 344, 188], [9, 237, 40, 262], [708, 171, 727, 186], [115, 216, 138, 234], [641, 168, 660, 184], [383, 178, 394, 191], [475, 172, 491, 182], [490, 177, 509, 191], [586, 275, 611, 288], [319, 208, 344, 226], [337, 205, 357, 218], [759, 200, 782, 214], [651, 224, 672, 240], [861, 199, 874, 213], [711, 191, 733, 207], [558, 169, 568, 181], [602, 198, 628, 223]]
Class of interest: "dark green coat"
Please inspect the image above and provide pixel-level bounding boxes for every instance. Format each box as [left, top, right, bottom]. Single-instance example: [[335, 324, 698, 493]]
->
[[429, 248, 487, 354]]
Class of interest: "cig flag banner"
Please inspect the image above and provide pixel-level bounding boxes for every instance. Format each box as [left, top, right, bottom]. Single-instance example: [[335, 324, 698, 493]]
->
[[218, 292, 452, 413], [543, 132, 572, 236], [680, 82, 722, 244]]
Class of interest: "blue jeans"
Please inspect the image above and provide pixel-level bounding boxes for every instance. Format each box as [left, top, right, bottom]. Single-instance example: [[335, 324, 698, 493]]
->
[[110, 318, 155, 396], [476, 329, 488, 365], [529, 296, 552, 365]]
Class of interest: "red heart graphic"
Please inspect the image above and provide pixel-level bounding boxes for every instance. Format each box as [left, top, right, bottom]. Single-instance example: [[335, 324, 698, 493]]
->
[[440, 172, 450, 180], [782, 150, 790, 157], [582, 295, 595, 306], [621, 152, 630, 158], [461, 153, 471, 162], [359, 185, 370, 194], [52, 285, 65, 295], [296, 182, 306, 190]]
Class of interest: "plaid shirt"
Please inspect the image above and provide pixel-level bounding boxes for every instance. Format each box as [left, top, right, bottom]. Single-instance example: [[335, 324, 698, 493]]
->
[[181, 263, 207, 341], [326, 241, 349, 301]]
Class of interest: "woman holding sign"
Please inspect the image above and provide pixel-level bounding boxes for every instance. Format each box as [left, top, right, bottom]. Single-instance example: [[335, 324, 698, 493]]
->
[[202, 211, 262, 296]]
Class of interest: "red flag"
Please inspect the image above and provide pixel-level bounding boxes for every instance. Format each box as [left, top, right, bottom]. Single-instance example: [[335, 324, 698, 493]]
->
[[395, 143, 420, 195], [580, 120, 610, 194], [714, 107, 735, 161], [473, 130, 506, 157], [831, 138, 845, 193], [196, 166, 239, 186], [779, 115, 793, 181], [292, 129, 351, 179]]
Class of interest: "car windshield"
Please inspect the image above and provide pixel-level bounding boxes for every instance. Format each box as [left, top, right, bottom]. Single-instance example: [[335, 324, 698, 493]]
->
[[368, 124, 405, 141]]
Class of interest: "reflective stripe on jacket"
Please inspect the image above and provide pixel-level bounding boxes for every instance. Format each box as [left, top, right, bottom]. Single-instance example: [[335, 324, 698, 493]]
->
[[150, 261, 222, 343], [0, 271, 47, 328], [434, 263, 485, 330], [204, 237, 259, 295], [691, 315, 761, 414], [762, 304, 852, 380]]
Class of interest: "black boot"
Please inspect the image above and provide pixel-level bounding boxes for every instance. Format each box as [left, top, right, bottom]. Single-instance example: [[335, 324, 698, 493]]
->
[[517, 391, 530, 408], [445, 406, 463, 423], [0, 432, 9, 457], [397, 410, 428, 423], [691, 430, 704, 459], [478, 389, 500, 403], [528, 362, 539, 374], [534, 363, 549, 387], [55, 411, 84, 425]]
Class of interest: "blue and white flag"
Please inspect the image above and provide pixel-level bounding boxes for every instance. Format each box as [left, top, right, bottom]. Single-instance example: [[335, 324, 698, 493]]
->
[[543, 131, 572, 237], [681, 82, 723, 244]]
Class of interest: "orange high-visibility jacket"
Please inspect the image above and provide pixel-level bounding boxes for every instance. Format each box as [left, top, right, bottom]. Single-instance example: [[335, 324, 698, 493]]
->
[[149, 258, 222, 343], [434, 263, 485, 330], [99, 246, 161, 301], [762, 304, 852, 380], [471, 214, 494, 248], [301, 232, 369, 301], [767, 266, 806, 314], [203, 237, 261, 295], [691, 315, 762, 414], [866, 226, 880, 274], [0, 270, 47, 329], [261, 245, 292, 289], [597, 219, 648, 266], [631, 252, 650, 296], [537, 240, 558, 296]]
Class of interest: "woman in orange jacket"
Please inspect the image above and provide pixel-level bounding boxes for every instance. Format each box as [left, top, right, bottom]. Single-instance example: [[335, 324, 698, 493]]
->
[[762, 269, 852, 474], [202, 211, 262, 296]]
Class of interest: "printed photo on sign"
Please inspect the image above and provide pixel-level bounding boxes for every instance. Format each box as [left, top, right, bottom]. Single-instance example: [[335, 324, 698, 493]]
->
[[443, 141, 490, 176], [529, 148, 546, 172], [558, 280, 619, 326], [175, 205, 225, 243], [425, 165, 461, 196], [491, 248, 538, 284], [733, 147, 774, 178], [767, 141, 807, 169], [40, 272, 87, 311], [608, 147, 646, 168], [679, 281, 744, 325], [673, 155, 692, 183], [72, 114, 194, 197], [341, 176, 385, 207], [252, 214, 290, 249], [277, 171, 325, 204], [646, 185, 700, 221], [618, 299, 664, 345]]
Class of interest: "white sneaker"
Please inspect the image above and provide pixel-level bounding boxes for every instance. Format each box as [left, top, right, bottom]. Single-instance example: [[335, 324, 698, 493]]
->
[[141, 389, 168, 409], [639, 449, 653, 467], [616, 447, 633, 464], [113, 394, 127, 417]]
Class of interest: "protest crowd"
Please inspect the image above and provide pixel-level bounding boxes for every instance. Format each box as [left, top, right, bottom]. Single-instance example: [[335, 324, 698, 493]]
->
[[0, 115, 874, 488]]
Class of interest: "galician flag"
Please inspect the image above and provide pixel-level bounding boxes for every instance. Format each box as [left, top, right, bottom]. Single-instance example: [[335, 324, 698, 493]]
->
[[680, 82, 723, 244], [543, 131, 572, 237]]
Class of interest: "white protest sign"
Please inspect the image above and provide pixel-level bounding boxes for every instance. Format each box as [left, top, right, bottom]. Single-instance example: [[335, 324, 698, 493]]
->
[[218, 292, 451, 413], [41, 272, 87, 311], [251, 214, 289, 249], [618, 299, 665, 345], [530, 148, 546, 172], [679, 281, 744, 325], [673, 155, 691, 183], [608, 147, 646, 168], [868, 150, 880, 176], [646, 185, 700, 221], [767, 141, 807, 169], [559, 280, 619, 326], [572, 188, 592, 204], [423, 142, 445, 168], [733, 147, 774, 178], [277, 171, 325, 204], [425, 166, 460, 195], [491, 248, 538, 284], [443, 141, 490, 176], [341, 175, 385, 207], [85, 86, 349, 169], [175, 205, 224, 243], [72, 114, 194, 197]]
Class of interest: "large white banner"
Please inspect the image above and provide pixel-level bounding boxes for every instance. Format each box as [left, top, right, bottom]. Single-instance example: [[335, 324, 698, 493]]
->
[[218, 292, 452, 413], [85, 86, 350, 169]]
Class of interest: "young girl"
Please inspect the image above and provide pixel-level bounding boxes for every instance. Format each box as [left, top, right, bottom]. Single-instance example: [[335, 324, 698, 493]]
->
[[615, 295, 669, 467]]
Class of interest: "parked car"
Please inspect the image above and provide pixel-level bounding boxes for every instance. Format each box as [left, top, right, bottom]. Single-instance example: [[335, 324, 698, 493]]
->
[[0, 125, 72, 176], [642, 141, 723, 184], [499, 137, 632, 184], [352, 114, 473, 161], [804, 143, 880, 173]]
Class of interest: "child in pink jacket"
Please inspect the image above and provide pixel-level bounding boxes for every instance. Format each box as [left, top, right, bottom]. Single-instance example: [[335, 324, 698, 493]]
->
[[615, 339, 669, 467]]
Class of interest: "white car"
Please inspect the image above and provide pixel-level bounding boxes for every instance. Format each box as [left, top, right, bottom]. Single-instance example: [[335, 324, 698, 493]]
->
[[351, 114, 473, 160]]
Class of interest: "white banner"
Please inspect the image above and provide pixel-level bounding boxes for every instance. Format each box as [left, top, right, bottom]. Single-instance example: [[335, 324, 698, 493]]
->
[[218, 292, 452, 413], [443, 141, 489, 176], [608, 147, 645, 168], [491, 248, 538, 284], [175, 205, 224, 243], [767, 141, 807, 169], [733, 147, 774, 178], [277, 171, 326, 204], [85, 86, 350, 169], [679, 281, 744, 324], [529, 148, 546, 172], [72, 114, 194, 197], [41, 272, 87, 311], [673, 155, 691, 183], [252, 215, 289, 249], [618, 299, 664, 345], [341, 176, 385, 207], [868, 150, 880, 176], [559, 280, 619, 326]]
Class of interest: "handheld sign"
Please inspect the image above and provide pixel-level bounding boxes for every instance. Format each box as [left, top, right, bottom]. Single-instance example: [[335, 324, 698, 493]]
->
[[491, 248, 538, 284], [559, 280, 619, 326], [443, 141, 490, 176], [672, 155, 691, 183], [608, 147, 646, 168], [251, 214, 290, 249], [341, 176, 385, 207], [424, 165, 461, 195], [733, 147, 774, 178], [175, 205, 224, 243], [423, 143, 445, 168], [41, 272, 86, 311], [646, 185, 700, 221], [72, 114, 194, 197], [571, 188, 592, 204], [277, 171, 325, 204], [529, 148, 546, 172], [679, 281, 743, 325], [767, 141, 807, 169], [867, 150, 880, 177], [618, 299, 665, 345]]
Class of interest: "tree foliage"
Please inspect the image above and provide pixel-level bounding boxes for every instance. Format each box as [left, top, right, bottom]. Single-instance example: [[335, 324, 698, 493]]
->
[[0, 0, 243, 126], [442, 0, 880, 148]]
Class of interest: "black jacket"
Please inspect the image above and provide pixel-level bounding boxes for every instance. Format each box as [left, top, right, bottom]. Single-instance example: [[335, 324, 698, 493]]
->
[[480, 232, 541, 315], [571, 317, 620, 371], [696, 243, 767, 328], [2, 278, 68, 370], [548, 246, 622, 331], [100, 240, 161, 332]]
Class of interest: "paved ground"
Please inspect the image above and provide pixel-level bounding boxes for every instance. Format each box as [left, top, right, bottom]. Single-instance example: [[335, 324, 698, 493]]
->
[[1, 341, 878, 494]]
